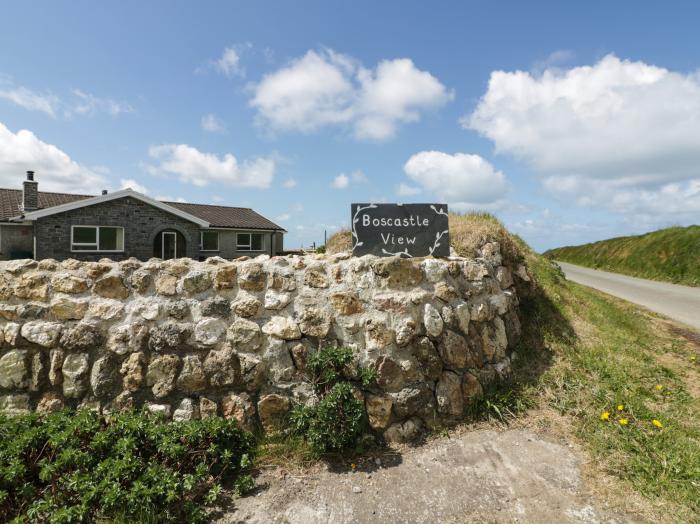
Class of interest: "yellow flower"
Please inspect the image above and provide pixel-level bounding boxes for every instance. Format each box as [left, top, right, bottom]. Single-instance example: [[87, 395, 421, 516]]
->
[[617, 404, 624, 411], [652, 419, 663, 429], [618, 418, 629, 426], [655, 384, 663, 391], [351, 463, 357, 470], [600, 411, 610, 421]]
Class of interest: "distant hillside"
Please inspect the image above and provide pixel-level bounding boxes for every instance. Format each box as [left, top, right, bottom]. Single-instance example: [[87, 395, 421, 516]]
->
[[544, 225, 700, 287]]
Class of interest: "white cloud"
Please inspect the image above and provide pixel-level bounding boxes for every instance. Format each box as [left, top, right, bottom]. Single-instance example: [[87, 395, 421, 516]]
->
[[0, 86, 59, 117], [465, 54, 700, 217], [119, 178, 149, 194], [331, 173, 349, 189], [331, 170, 367, 189], [0, 121, 108, 193], [0, 81, 132, 118], [197, 44, 251, 78], [251, 49, 453, 141], [155, 195, 188, 203], [70, 89, 133, 116], [397, 183, 421, 196], [201, 113, 226, 133], [283, 178, 297, 188], [215, 47, 244, 77], [147, 143, 275, 189], [276, 213, 290, 221], [403, 151, 508, 208]]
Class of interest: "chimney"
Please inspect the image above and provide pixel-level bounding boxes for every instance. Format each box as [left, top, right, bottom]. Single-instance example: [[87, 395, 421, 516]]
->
[[102, 189, 108, 195], [23, 171, 38, 212]]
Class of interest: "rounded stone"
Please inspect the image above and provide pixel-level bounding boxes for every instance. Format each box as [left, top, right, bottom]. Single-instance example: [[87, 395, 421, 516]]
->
[[194, 318, 227, 346], [176, 355, 207, 393], [423, 304, 444, 338], [62, 353, 90, 398], [94, 274, 130, 299], [146, 354, 180, 398], [257, 394, 290, 432], [262, 316, 301, 340], [0, 350, 30, 389], [21, 320, 62, 348], [226, 318, 262, 351], [60, 322, 104, 351], [51, 273, 89, 294]]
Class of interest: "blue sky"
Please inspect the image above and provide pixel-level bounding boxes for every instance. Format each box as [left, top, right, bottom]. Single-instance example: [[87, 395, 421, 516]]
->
[[2, 1, 700, 251]]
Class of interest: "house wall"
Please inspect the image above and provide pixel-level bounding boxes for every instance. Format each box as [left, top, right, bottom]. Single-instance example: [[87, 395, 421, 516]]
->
[[200, 229, 280, 260], [0, 224, 34, 261], [34, 196, 202, 262]]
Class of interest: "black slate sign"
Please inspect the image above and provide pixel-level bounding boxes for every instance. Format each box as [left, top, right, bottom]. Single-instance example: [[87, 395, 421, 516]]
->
[[351, 203, 450, 258]]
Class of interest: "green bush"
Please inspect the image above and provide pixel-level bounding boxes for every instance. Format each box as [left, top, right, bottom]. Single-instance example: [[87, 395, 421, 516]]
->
[[0, 409, 256, 523], [290, 383, 365, 454], [306, 345, 355, 395], [289, 346, 371, 455]]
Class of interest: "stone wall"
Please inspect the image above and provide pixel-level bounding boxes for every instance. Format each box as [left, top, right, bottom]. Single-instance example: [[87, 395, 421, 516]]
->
[[0, 244, 528, 442]]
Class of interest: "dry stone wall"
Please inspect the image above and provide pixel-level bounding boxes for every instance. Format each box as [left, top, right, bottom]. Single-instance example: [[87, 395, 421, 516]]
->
[[0, 244, 526, 442]]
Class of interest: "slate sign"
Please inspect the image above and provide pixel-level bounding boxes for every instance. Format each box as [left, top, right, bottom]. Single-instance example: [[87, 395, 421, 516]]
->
[[351, 203, 450, 258]]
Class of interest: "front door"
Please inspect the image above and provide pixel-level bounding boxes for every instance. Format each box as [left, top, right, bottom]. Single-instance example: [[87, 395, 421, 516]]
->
[[154, 229, 186, 260], [162, 231, 177, 259]]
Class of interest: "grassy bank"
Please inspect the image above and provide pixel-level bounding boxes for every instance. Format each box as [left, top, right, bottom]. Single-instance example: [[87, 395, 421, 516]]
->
[[414, 213, 700, 519], [543, 225, 700, 287], [518, 252, 700, 520]]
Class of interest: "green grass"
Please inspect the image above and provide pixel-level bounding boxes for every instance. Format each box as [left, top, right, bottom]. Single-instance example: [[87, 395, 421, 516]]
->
[[519, 252, 700, 520], [543, 225, 700, 287]]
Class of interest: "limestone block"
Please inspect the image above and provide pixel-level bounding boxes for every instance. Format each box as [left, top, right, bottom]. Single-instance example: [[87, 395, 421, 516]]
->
[[262, 316, 301, 340], [0, 350, 30, 389], [21, 320, 62, 348], [62, 353, 90, 398], [423, 303, 444, 338]]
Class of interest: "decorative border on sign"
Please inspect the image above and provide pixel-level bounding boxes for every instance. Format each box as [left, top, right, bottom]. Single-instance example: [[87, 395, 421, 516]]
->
[[351, 203, 378, 250], [381, 247, 413, 258], [428, 204, 449, 256], [428, 230, 449, 256]]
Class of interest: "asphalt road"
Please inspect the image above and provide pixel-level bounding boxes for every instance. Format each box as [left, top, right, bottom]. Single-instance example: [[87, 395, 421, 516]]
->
[[557, 261, 700, 331]]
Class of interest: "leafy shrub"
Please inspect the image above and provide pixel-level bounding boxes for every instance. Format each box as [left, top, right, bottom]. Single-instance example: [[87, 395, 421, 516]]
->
[[306, 345, 355, 395], [289, 346, 371, 455], [0, 409, 256, 523], [290, 383, 365, 454]]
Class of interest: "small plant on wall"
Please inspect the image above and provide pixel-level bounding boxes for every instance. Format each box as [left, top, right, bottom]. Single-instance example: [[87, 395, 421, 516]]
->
[[288, 346, 377, 455]]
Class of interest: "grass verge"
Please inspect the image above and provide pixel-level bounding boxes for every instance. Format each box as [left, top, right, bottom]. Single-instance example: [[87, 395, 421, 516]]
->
[[516, 249, 700, 520], [544, 225, 700, 287]]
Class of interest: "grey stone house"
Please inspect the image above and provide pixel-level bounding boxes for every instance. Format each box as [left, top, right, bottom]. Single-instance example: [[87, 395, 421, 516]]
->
[[0, 171, 286, 261]]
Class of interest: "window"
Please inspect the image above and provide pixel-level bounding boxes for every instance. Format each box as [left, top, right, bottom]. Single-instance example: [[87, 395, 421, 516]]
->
[[71, 226, 124, 252], [200, 231, 219, 251], [236, 232, 264, 251]]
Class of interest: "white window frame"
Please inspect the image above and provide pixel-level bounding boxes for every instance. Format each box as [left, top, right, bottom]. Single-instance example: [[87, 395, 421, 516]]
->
[[71, 225, 125, 253], [200, 230, 220, 252], [236, 232, 265, 252]]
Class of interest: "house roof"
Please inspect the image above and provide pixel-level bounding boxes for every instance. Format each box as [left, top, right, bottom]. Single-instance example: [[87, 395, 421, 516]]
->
[[164, 201, 285, 230], [0, 187, 285, 231]]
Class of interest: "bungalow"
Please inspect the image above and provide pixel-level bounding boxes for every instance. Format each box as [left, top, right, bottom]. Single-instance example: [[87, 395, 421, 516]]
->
[[0, 171, 286, 261]]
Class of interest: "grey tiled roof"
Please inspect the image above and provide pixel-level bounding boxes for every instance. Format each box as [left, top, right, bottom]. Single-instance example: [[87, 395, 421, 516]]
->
[[0, 189, 91, 221], [0, 188, 284, 231], [164, 201, 285, 230]]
